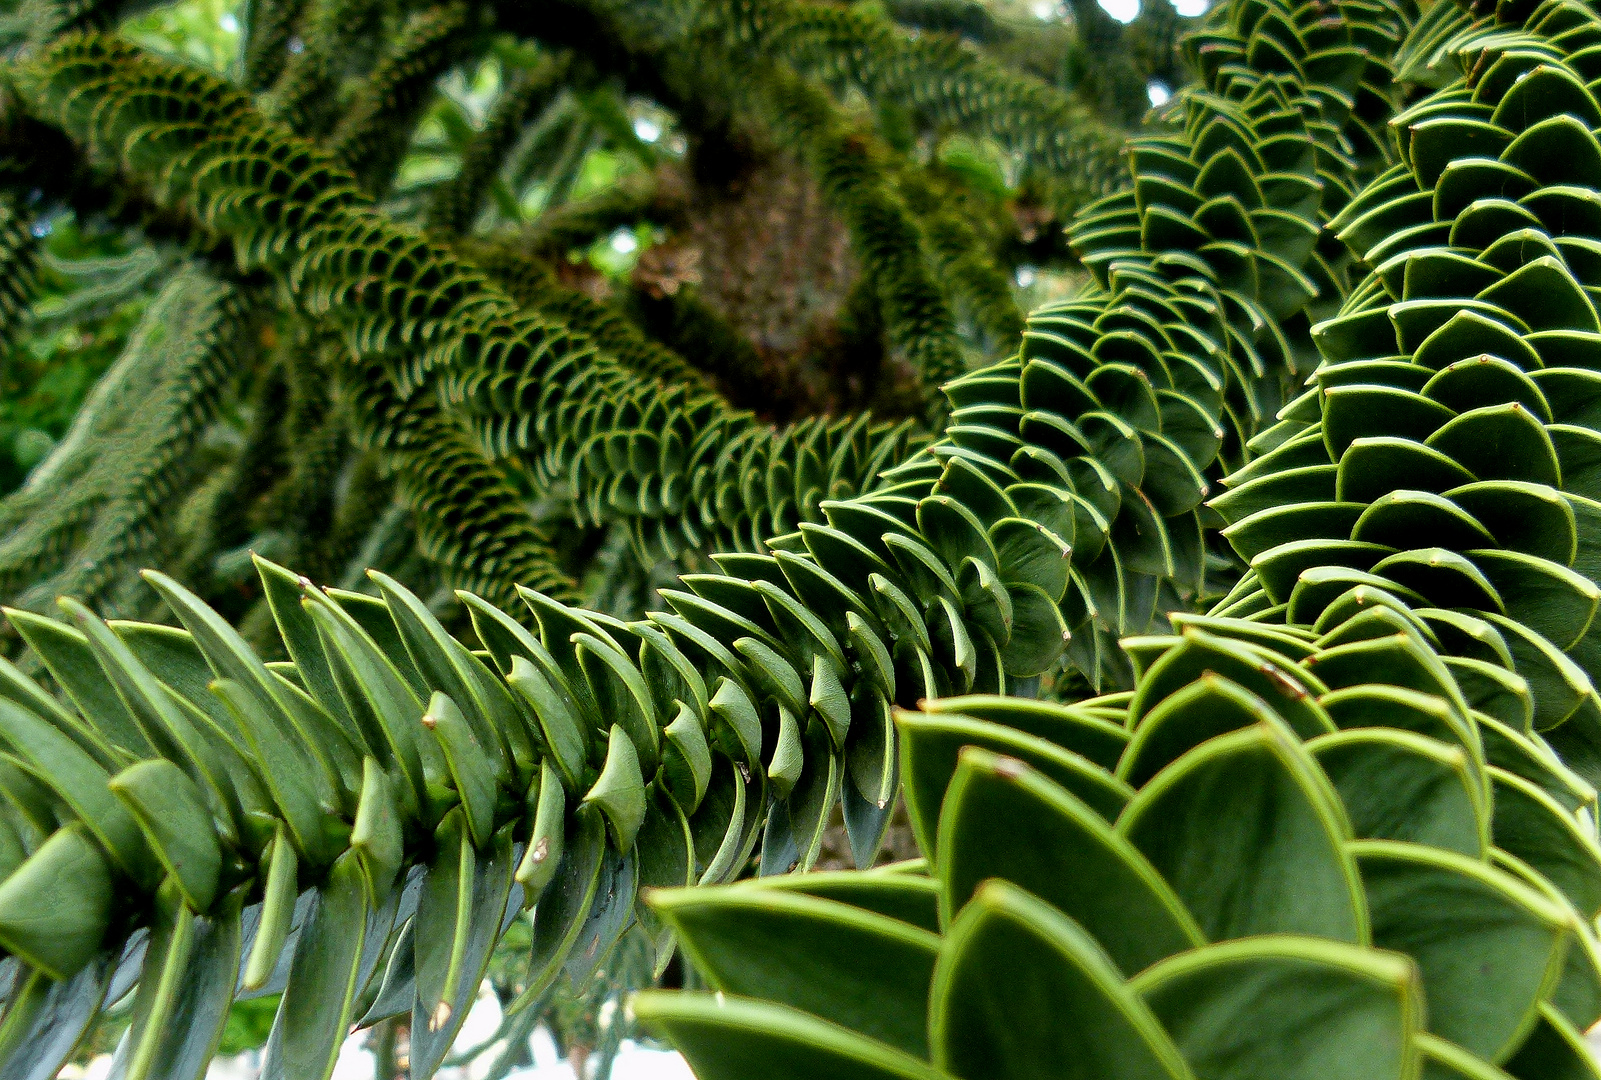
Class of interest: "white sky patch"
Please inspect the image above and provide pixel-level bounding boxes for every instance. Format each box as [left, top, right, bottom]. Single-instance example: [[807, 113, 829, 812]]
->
[[1016, 266, 1037, 289], [611, 230, 640, 255], [633, 117, 662, 143], [1172, 0, 1209, 16], [1147, 81, 1171, 107], [219, 12, 238, 32], [1030, 1, 1061, 19], [1098, 0, 1140, 23]]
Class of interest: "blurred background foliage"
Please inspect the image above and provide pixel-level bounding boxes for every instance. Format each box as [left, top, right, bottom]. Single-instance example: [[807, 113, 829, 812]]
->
[[0, 0, 1198, 1073]]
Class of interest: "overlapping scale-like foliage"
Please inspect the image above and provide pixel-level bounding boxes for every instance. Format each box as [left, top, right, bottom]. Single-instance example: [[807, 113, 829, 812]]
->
[[1209, 0, 1601, 787], [637, 3, 1601, 1077], [338, 355, 583, 610], [0, 562, 702, 1078], [948, 0, 1412, 683], [701, 0, 1130, 197], [38, 0, 1601, 1077], [0, 270, 253, 614], [326, 1, 475, 196], [0, 198, 36, 358], [638, 608, 1601, 1080], [16, 36, 927, 564]]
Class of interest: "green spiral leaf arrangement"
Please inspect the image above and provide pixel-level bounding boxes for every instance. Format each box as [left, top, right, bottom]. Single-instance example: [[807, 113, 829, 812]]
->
[[15, 0, 1601, 1076], [633, 0, 1601, 1077], [639, 612, 1601, 1078]]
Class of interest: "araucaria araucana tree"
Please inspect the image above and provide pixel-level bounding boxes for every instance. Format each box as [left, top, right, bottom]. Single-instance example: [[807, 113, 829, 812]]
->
[[6, 0, 1601, 1078]]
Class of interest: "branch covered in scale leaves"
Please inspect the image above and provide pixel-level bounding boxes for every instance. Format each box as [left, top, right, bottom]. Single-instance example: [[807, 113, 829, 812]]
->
[[329, 2, 478, 197], [697, 0, 1132, 199], [0, 3, 1435, 1079], [425, 52, 574, 235], [0, 270, 251, 615], [340, 355, 583, 608], [642, 604, 1601, 1080], [16, 33, 924, 566], [0, 197, 37, 360]]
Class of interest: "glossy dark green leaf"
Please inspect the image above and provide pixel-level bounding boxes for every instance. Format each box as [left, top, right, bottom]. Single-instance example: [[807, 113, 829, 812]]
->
[[999, 581, 1072, 677], [1129, 629, 1332, 738], [657, 700, 710, 813], [1488, 767, 1601, 920], [585, 723, 646, 850], [573, 631, 661, 771], [0, 650, 120, 771], [0, 824, 112, 980], [356, 914, 416, 1029], [918, 695, 1129, 769], [1132, 936, 1424, 1080], [4, 608, 151, 758], [846, 687, 897, 812], [0, 955, 113, 1080], [0, 698, 155, 887], [1353, 840, 1570, 1062], [654, 886, 940, 1056], [918, 495, 1000, 578], [758, 869, 942, 934], [506, 654, 588, 791], [517, 760, 567, 905], [254, 556, 351, 729], [1306, 631, 1471, 719], [931, 880, 1189, 1080], [408, 824, 516, 1079], [1323, 385, 1456, 460], [899, 711, 1132, 859], [422, 692, 496, 850], [1471, 550, 1599, 652], [734, 636, 809, 720], [209, 678, 342, 868], [347, 756, 402, 902], [1118, 722, 1366, 944], [509, 806, 605, 1013], [990, 516, 1072, 600], [1310, 729, 1487, 857], [108, 759, 222, 912], [117, 888, 243, 1080], [415, 807, 474, 1019], [841, 753, 898, 870], [767, 704, 804, 797], [1320, 683, 1480, 754], [1546, 899, 1601, 1033], [1223, 501, 1365, 562], [1425, 404, 1560, 487], [1350, 491, 1494, 552], [1418, 1034, 1518, 1080], [1120, 673, 1281, 788], [709, 676, 763, 766], [692, 758, 750, 886], [561, 839, 637, 989], [937, 747, 1201, 973], [368, 571, 523, 781], [142, 574, 347, 784], [72, 601, 282, 854], [243, 827, 298, 992], [1483, 612, 1594, 730], [307, 600, 440, 816], [1502, 1003, 1600, 1080], [86, 601, 358, 815], [638, 784, 695, 900], [785, 717, 842, 872]]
